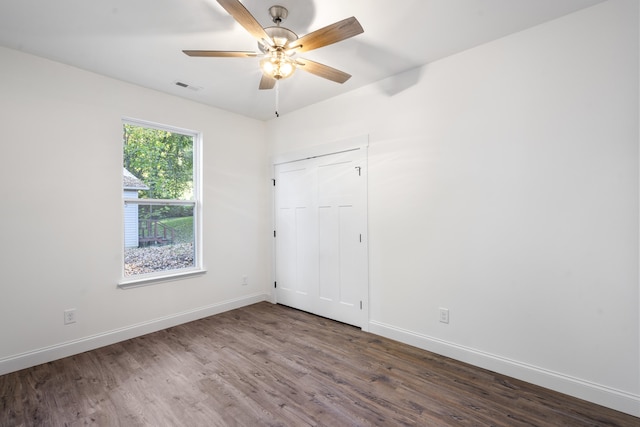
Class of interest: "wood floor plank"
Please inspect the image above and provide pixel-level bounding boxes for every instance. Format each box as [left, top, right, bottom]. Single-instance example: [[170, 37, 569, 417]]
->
[[0, 302, 638, 426]]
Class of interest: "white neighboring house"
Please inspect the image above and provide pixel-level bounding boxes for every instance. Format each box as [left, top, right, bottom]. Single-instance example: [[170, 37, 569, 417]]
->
[[123, 168, 149, 248]]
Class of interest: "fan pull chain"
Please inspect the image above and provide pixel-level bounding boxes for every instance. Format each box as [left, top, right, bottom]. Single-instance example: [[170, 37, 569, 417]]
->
[[275, 81, 280, 118]]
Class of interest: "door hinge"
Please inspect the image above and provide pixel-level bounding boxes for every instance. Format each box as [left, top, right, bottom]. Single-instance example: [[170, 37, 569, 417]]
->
[[273, 230, 276, 238], [272, 179, 276, 186], [360, 301, 363, 310], [274, 281, 277, 288], [359, 234, 362, 243], [355, 166, 361, 176]]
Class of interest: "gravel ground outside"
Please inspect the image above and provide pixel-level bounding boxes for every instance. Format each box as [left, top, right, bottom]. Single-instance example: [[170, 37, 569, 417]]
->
[[124, 243, 194, 276]]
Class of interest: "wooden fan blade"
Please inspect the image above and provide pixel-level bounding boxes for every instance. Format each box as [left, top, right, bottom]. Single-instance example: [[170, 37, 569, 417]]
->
[[183, 50, 257, 57], [296, 58, 352, 84], [259, 74, 277, 90], [290, 17, 363, 53], [217, 0, 270, 41]]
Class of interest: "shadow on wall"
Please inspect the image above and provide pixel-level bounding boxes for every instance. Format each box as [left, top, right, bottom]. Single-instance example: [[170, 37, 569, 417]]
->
[[378, 66, 424, 96], [354, 40, 424, 96]]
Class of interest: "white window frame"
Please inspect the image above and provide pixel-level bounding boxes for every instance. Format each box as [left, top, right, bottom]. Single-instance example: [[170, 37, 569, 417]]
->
[[119, 117, 204, 288]]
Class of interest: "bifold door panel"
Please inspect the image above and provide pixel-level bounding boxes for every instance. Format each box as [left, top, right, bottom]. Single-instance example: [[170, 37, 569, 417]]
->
[[274, 149, 368, 327]]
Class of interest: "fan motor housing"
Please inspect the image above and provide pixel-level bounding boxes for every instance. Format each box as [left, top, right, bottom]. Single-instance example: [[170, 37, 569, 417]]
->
[[259, 26, 298, 52]]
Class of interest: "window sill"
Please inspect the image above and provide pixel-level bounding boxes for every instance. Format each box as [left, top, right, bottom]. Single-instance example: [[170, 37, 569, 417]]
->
[[118, 268, 207, 289]]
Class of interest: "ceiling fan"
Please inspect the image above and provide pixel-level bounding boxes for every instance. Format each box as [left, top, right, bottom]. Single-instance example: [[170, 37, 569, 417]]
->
[[183, 0, 364, 90]]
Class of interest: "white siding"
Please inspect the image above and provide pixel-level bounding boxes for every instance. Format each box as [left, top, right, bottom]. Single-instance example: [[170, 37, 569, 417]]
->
[[123, 190, 139, 248]]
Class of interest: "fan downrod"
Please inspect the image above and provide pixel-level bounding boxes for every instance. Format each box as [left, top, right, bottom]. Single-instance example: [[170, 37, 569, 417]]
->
[[269, 5, 288, 25]]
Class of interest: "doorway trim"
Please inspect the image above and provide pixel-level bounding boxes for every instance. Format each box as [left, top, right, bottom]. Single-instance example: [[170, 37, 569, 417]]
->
[[272, 135, 369, 165]]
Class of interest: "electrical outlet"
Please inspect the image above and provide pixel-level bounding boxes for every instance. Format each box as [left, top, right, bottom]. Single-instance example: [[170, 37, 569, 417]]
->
[[439, 307, 449, 324], [64, 308, 77, 325], [242, 275, 248, 286]]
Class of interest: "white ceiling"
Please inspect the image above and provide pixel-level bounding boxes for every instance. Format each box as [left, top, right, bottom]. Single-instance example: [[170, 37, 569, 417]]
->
[[0, 0, 604, 121]]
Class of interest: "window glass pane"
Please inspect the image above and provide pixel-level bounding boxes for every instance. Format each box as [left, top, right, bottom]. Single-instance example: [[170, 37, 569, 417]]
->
[[123, 124, 194, 201], [122, 120, 200, 281], [124, 203, 195, 277]]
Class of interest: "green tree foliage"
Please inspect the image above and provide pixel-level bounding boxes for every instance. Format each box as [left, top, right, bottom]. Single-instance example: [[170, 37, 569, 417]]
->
[[123, 124, 194, 200]]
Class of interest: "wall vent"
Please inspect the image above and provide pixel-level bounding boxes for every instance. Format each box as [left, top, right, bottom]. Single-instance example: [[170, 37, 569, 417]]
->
[[173, 81, 202, 92]]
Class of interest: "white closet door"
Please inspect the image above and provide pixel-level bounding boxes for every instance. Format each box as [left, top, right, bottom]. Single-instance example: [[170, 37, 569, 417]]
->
[[274, 164, 316, 313], [274, 148, 368, 327]]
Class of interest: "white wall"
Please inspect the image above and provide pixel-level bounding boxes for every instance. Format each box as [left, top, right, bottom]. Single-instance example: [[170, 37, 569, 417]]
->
[[267, 0, 639, 416], [0, 46, 271, 372]]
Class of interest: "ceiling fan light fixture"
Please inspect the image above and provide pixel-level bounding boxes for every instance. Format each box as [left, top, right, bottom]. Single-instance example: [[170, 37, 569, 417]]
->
[[260, 52, 296, 80], [183, 1, 364, 90]]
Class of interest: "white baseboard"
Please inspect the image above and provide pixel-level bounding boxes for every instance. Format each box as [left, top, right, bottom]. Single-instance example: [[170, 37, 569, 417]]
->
[[368, 320, 640, 418], [0, 293, 269, 376]]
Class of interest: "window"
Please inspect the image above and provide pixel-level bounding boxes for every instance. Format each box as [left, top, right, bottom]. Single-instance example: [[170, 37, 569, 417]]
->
[[120, 118, 203, 286]]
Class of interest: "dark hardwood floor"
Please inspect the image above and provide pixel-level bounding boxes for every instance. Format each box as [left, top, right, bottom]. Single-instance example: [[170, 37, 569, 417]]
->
[[0, 302, 637, 426]]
